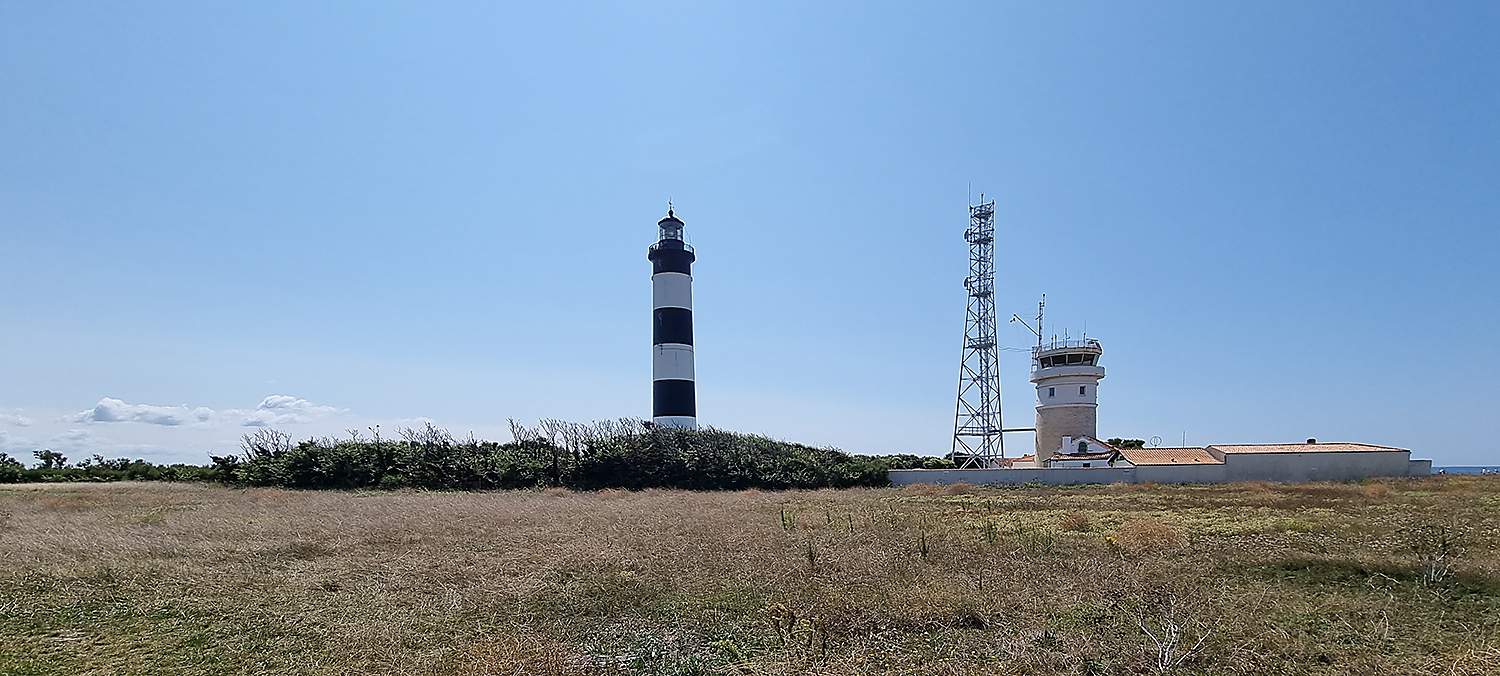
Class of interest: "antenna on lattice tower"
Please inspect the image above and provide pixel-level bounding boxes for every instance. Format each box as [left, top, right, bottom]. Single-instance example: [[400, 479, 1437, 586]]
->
[[951, 194, 1004, 469]]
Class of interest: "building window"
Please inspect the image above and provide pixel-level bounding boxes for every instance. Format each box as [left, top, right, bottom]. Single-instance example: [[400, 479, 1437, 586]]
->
[[1048, 387, 1055, 397], [1080, 386, 1086, 395]]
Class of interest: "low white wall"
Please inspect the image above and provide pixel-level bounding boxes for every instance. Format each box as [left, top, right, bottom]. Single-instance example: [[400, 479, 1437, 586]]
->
[[888, 467, 1134, 486], [1135, 464, 1229, 484], [889, 450, 1428, 485], [1221, 451, 1412, 482], [888, 465, 1230, 486]]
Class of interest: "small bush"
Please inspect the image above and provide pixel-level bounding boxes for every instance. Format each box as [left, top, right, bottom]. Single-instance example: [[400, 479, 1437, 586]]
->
[[0, 453, 25, 483], [1015, 522, 1057, 555], [901, 483, 945, 496], [1059, 511, 1094, 532], [944, 482, 975, 496], [1402, 524, 1467, 587], [1116, 518, 1188, 552], [873, 454, 955, 470]]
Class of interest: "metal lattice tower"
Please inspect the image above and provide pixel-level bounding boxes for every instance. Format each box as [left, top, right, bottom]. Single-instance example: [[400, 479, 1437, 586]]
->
[[952, 198, 1004, 468]]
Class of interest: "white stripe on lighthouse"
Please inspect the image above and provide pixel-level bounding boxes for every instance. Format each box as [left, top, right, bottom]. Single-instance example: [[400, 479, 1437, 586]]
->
[[652, 272, 692, 310], [653, 344, 695, 380], [654, 416, 696, 430]]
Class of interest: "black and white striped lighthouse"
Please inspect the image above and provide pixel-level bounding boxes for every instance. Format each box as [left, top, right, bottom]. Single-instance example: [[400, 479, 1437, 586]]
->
[[648, 208, 696, 429]]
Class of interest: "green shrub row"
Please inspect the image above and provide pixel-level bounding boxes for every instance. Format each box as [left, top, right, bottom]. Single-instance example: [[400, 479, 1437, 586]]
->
[[222, 424, 891, 490], [0, 451, 227, 483], [1, 423, 917, 490]]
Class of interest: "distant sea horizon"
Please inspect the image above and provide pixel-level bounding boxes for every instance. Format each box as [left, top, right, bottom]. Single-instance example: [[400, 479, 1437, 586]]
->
[[1433, 466, 1500, 474]]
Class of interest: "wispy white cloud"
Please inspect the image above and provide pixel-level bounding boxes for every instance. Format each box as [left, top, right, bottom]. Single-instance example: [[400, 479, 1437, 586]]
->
[[52, 429, 94, 444], [73, 395, 342, 429], [1, 411, 32, 426], [22, 395, 425, 463], [233, 395, 342, 427], [0, 430, 41, 457]]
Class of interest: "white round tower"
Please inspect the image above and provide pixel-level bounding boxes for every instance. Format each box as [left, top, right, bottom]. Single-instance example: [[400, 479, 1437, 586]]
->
[[1030, 339, 1104, 463]]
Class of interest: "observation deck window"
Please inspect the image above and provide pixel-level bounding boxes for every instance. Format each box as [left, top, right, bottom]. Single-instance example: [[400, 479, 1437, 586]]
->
[[1038, 353, 1097, 368]]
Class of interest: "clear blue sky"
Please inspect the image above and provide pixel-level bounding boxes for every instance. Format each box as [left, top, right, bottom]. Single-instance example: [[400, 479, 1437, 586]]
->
[[2, 2, 1496, 465]]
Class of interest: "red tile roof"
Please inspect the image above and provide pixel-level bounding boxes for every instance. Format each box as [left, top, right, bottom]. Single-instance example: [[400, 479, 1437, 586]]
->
[[1119, 447, 1223, 465], [1209, 442, 1407, 454]]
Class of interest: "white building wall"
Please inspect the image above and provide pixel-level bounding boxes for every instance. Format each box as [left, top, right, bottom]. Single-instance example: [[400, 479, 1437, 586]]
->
[[1035, 377, 1099, 407], [1219, 451, 1415, 482]]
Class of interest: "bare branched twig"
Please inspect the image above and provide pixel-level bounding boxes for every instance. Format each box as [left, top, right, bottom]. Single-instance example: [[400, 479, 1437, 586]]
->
[[1136, 594, 1213, 672]]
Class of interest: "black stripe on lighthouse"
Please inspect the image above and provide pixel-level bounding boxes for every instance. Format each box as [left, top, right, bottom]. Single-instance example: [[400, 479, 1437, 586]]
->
[[652, 248, 694, 275], [653, 380, 696, 417], [653, 308, 693, 346]]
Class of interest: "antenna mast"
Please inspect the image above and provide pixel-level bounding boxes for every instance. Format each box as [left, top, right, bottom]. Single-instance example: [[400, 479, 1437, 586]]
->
[[951, 195, 1004, 468], [1037, 295, 1044, 349]]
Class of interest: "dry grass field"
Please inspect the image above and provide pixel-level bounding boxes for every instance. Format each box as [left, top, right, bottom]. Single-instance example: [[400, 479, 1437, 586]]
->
[[2, 478, 1498, 675]]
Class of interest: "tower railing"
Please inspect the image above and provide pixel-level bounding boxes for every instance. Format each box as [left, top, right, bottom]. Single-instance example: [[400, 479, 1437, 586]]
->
[[648, 240, 694, 254], [1032, 338, 1101, 355]]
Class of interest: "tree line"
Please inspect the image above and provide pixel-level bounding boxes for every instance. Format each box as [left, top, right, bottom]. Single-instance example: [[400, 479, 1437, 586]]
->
[[0, 449, 224, 483], [0, 419, 954, 489]]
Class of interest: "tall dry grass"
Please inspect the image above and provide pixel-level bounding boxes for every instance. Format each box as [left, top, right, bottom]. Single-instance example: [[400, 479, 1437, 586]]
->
[[0, 477, 1497, 675]]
